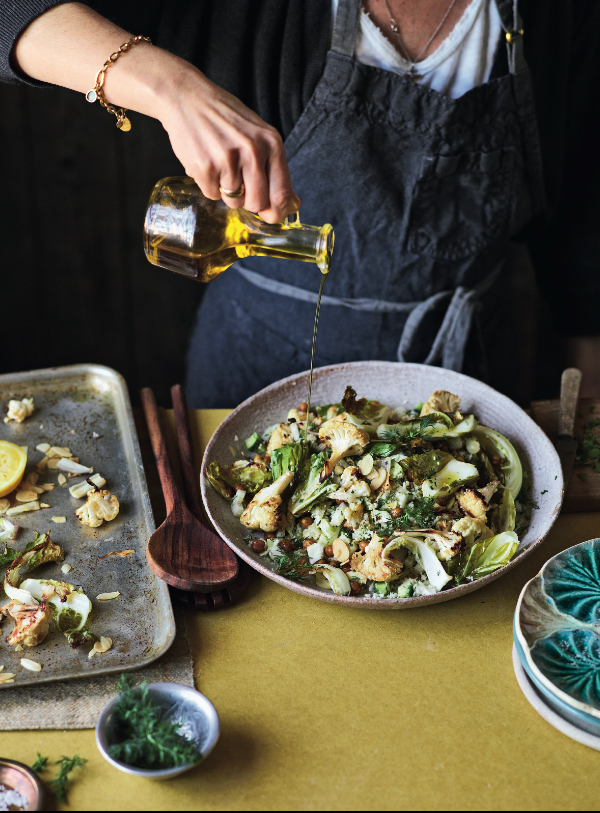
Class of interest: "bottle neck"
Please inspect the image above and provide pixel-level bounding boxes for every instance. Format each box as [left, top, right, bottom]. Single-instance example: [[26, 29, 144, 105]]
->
[[241, 213, 334, 273]]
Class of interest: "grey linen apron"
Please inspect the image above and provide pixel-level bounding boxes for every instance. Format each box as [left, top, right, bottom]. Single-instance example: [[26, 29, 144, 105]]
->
[[186, 0, 546, 408]]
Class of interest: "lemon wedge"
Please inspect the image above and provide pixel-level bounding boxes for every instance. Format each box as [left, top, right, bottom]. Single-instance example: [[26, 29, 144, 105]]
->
[[0, 440, 27, 498]]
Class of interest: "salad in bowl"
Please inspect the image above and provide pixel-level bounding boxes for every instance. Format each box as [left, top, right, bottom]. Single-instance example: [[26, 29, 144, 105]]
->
[[206, 385, 529, 601]]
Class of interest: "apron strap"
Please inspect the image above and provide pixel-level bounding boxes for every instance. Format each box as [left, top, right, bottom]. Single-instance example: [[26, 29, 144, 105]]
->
[[495, 0, 526, 74], [331, 0, 361, 58]]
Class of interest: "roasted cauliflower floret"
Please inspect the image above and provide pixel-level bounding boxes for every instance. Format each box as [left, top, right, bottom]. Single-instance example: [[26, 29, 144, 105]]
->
[[340, 466, 361, 488], [75, 489, 120, 527], [318, 420, 369, 480], [477, 480, 500, 503], [427, 531, 463, 561], [452, 515, 494, 545], [420, 390, 461, 416], [457, 488, 488, 518], [266, 423, 294, 452], [350, 533, 404, 582], [287, 408, 307, 423], [343, 501, 364, 530], [1, 599, 52, 647], [4, 397, 34, 424], [240, 471, 294, 532]]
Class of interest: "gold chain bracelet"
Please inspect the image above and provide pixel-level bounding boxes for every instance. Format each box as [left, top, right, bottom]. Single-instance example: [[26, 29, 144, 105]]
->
[[85, 35, 152, 131]]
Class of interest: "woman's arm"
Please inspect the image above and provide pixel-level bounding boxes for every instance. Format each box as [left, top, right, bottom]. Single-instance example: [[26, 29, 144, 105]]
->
[[13, 2, 300, 223]]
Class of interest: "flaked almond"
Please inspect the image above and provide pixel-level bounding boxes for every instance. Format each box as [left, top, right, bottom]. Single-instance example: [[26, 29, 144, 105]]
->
[[39, 503, 50, 509], [35, 443, 50, 454], [0, 499, 9, 513], [0, 674, 16, 682], [47, 446, 72, 459], [41, 483, 55, 491], [99, 550, 134, 559], [96, 592, 120, 601], [20, 658, 41, 672], [332, 537, 351, 563], [37, 456, 48, 471], [88, 648, 96, 659], [93, 636, 113, 654], [369, 467, 387, 491], [26, 472, 39, 485], [0, 665, 4, 672], [51, 516, 66, 524], [6, 501, 39, 515], [46, 459, 60, 470], [57, 474, 67, 486], [61, 563, 72, 574], [16, 489, 39, 502], [359, 454, 374, 476], [27, 485, 46, 495]]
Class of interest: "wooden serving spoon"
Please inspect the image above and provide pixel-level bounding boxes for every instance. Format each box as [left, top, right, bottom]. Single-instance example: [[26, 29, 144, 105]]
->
[[141, 387, 239, 592]]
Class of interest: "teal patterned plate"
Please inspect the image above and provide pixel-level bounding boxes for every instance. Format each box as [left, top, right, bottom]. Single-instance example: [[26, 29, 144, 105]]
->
[[515, 539, 600, 720]]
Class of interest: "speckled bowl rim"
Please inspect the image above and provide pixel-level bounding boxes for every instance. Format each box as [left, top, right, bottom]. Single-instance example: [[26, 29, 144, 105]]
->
[[201, 360, 564, 609], [514, 539, 600, 720]]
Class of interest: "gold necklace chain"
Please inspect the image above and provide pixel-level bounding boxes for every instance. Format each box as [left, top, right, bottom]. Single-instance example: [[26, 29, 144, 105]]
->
[[381, 0, 459, 78]]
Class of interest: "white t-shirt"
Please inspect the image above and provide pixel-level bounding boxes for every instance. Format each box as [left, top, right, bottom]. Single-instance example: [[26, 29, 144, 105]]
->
[[331, 0, 502, 99]]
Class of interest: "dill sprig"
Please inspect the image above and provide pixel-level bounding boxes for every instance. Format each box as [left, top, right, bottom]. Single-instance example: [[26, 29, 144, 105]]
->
[[108, 674, 201, 770], [48, 755, 87, 804], [31, 753, 48, 773], [275, 550, 312, 582], [576, 416, 600, 473], [375, 496, 437, 536]]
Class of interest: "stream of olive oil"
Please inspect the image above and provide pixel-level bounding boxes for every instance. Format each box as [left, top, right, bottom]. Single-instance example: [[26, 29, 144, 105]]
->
[[304, 264, 329, 446]]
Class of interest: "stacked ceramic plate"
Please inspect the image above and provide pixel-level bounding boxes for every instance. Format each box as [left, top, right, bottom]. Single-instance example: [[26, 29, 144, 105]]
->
[[513, 538, 600, 745]]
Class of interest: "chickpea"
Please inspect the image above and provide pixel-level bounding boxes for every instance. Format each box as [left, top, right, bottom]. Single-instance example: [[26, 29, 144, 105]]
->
[[349, 581, 362, 595], [264, 454, 271, 464], [390, 507, 401, 519], [300, 516, 313, 529], [253, 454, 263, 464], [324, 544, 334, 558], [299, 401, 308, 412], [436, 497, 447, 506], [359, 541, 368, 552], [264, 532, 275, 539], [279, 540, 293, 553], [251, 539, 266, 553], [341, 562, 352, 572], [315, 558, 328, 565], [303, 538, 315, 549], [328, 559, 339, 568]]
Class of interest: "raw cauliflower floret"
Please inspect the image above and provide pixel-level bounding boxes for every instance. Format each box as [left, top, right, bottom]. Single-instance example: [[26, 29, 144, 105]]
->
[[4, 397, 34, 424], [240, 472, 294, 533], [420, 390, 461, 416], [75, 489, 120, 527], [350, 533, 404, 583], [1, 599, 52, 647], [343, 501, 364, 531]]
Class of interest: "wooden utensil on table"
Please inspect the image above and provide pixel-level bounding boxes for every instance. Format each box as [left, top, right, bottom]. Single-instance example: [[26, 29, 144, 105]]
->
[[141, 386, 239, 592], [169, 384, 252, 609]]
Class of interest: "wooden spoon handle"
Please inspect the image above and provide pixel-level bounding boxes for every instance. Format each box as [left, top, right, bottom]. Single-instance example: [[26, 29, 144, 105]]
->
[[140, 387, 182, 516], [171, 384, 204, 522]]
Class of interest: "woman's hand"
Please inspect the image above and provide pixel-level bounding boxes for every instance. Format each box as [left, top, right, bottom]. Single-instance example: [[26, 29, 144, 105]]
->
[[14, 2, 300, 224], [156, 66, 301, 223]]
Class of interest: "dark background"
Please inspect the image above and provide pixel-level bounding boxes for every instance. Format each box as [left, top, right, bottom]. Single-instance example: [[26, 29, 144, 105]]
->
[[0, 81, 205, 406]]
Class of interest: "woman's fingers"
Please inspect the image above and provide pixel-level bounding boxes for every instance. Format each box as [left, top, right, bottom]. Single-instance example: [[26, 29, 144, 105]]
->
[[257, 134, 300, 223]]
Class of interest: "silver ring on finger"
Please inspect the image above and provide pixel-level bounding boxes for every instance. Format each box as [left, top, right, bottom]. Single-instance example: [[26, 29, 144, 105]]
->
[[219, 182, 245, 199]]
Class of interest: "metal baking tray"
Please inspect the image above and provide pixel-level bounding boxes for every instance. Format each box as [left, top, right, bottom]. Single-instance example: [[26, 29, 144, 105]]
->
[[0, 364, 175, 687]]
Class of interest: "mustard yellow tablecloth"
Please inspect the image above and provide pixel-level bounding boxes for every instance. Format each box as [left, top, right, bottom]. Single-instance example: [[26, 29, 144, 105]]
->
[[5, 410, 600, 811]]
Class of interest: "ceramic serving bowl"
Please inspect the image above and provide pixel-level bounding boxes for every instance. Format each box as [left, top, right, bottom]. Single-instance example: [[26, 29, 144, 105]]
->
[[96, 682, 219, 780], [201, 360, 563, 608], [515, 538, 600, 721]]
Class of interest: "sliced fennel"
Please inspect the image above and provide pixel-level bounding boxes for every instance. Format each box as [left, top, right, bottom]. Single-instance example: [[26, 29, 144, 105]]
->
[[314, 564, 351, 596], [422, 459, 479, 498], [384, 535, 452, 592], [473, 426, 523, 499], [21, 578, 95, 646]]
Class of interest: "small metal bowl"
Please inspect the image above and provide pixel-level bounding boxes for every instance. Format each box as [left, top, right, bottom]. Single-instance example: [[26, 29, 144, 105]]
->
[[0, 759, 46, 811], [96, 682, 219, 780]]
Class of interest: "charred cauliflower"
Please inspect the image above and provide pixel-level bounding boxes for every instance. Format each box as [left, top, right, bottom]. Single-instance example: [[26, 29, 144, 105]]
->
[[266, 423, 294, 453], [75, 489, 120, 527], [350, 533, 404, 582], [240, 471, 294, 532], [420, 390, 461, 416], [4, 397, 34, 423], [1, 599, 52, 647], [318, 420, 369, 480]]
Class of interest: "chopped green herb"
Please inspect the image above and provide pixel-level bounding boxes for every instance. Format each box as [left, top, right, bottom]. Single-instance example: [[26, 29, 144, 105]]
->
[[576, 417, 600, 474], [108, 675, 201, 770], [541, 490, 548, 495], [48, 755, 87, 804], [31, 753, 48, 773], [275, 550, 312, 581]]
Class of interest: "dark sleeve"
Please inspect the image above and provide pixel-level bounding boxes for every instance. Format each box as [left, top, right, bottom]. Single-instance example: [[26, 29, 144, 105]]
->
[[0, 0, 74, 84], [523, 0, 600, 337]]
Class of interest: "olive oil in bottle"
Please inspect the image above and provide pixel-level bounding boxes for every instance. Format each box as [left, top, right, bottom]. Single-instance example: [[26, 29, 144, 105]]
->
[[144, 176, 333, 282]]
